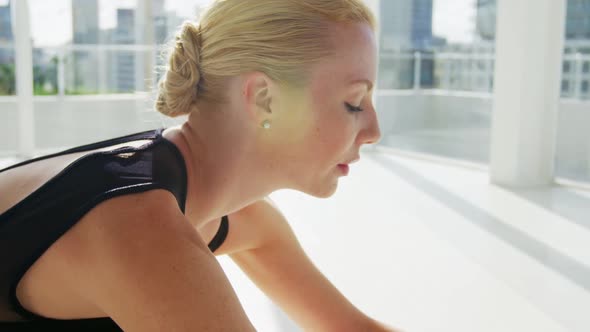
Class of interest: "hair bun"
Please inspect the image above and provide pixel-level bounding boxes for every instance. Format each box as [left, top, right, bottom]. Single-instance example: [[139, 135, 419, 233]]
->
[[156, 21, 202, 117]]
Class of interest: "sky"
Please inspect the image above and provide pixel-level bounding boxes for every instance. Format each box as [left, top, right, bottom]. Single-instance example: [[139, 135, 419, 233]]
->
[[433, 0, 477, 43], [18, 0, 477, 47]]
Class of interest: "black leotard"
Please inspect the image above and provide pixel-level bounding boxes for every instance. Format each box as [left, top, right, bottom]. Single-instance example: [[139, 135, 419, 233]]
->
[[0, 128, 229, 331]]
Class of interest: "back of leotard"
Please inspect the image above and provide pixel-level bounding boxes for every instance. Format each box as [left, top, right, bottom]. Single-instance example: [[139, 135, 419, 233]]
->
[[0, 128, 229, 331]]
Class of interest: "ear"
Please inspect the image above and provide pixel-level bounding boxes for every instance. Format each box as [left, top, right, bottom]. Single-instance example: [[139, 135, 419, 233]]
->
[[242, 72, 273, 117]]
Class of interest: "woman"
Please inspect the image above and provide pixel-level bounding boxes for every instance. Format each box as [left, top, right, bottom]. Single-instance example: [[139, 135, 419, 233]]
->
[[0, 0, 397, 330]]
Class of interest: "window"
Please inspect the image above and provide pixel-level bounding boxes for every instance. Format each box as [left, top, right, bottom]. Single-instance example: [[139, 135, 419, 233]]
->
[[33, 48, 58, 95], [563, 61, 571, 73], [555, 0, 590, 185], [28, 0, 203, 96], [0, 0, 216, 156], [0, 0, 15, 96], [562, 80, 570, 92], [377, 0, 494, 164]]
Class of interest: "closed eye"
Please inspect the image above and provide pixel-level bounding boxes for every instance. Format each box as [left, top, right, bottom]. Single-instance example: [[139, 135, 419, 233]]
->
[[344, 102, 364, 113]]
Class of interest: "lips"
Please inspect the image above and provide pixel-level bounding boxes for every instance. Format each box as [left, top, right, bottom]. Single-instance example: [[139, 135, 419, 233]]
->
[[337, 164, 350, 175], [337, 156, 359, 176]]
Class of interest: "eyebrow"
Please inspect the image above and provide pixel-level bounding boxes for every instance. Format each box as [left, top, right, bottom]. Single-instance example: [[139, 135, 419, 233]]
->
[[349, 79, 374, 92]]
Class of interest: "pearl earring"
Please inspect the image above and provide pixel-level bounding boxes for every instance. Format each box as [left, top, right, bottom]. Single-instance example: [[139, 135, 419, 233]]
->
[[262, 120, 271, 129]]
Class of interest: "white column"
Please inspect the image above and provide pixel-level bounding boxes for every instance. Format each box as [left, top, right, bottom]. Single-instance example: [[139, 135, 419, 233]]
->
[[443, 56, 451, 90], [12, 0, 35, 158], [57, 47, 66, 97], [413, 51, 421, 90], [98, 45, 107, 93], [485, 54, 493, 93], [573, 53, 582, 100], [490, 0, 566, 187]]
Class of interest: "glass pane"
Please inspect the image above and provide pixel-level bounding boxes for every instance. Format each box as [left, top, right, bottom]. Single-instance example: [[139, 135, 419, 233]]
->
[[33, 48, 58, 95], [0, 0, 14, 96], [555, 0, 590, 184], [376, 0, 494, 164], [0, 46, 14, 96], [19, 0, 216, 152], [378, 53, 415, 89], [61, 47, 155, 95], [28, 0, 206, 96]]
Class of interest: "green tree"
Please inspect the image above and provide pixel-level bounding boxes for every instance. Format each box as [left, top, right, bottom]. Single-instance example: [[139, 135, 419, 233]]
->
[[33, 56, 58, 95], [0, 63, 15, 95]]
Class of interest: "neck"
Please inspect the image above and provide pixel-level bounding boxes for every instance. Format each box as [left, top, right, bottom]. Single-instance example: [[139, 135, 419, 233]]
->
[[163, 109, 281, 227]]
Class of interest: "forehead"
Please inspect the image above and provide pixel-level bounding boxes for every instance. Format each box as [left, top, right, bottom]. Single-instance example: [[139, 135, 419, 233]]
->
[[309, 22, 377, 90]]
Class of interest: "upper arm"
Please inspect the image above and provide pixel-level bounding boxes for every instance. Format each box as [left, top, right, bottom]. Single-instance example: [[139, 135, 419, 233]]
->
[[61, 189, 255, 332], [211, 197, 296, 256]]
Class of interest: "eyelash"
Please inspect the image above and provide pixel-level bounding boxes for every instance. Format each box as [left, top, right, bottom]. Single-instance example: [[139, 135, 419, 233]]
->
[[344, 102, 364, 113]]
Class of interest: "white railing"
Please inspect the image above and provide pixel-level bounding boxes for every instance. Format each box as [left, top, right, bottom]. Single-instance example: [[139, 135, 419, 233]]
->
[[562, 52, 590, 99], [0, 44, 161, 97], [379, 51, 590, 100], [1, 45, 590, 100]]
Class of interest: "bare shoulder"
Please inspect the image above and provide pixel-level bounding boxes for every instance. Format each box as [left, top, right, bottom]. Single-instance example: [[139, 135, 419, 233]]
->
[[59, 189, 255, 331]]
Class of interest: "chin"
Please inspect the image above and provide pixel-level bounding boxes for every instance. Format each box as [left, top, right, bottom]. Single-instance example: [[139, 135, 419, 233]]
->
[[304, 182, 338, 199]]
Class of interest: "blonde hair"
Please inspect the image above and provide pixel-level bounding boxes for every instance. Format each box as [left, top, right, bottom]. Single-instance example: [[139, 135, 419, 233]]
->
[[156, 0, 376, 117]]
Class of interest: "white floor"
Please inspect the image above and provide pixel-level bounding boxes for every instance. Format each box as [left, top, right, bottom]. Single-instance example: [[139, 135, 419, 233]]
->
[[218, 149, 590, 332], [2, 151, 590, 331]]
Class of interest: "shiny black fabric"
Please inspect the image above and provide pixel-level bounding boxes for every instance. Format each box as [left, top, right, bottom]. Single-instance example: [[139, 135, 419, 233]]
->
[[0, 129, 228, 331]]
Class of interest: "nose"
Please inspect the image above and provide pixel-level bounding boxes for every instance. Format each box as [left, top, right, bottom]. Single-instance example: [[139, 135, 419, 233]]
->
[[358, 107, 381, 145]]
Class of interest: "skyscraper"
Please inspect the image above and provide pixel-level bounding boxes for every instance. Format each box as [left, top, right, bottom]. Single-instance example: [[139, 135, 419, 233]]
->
[[0, 0, 13, 95], [70, 0, 100, 93], [475, 0, 495, 41], [0, 0, 13, 64], [411, 0, 434, 50], [380, 0, 433, 51], [113, 8, 136, 92], [153, 0, 168, 44], [476, 0, 590, 42], [379, 0, 434, 89], [476, 0, 589, 97], [72, 0, 99, 44], [566, 0, 590, 40], [0, 0, 12, 42]]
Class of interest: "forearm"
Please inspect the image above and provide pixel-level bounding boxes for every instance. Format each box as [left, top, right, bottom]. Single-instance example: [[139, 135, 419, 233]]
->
[[231, 238, 373, 331], [225, 199, 395, 331]]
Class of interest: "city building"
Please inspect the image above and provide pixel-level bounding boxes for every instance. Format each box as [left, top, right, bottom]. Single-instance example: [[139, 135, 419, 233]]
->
[[379, 0, 434, 89], [0, 0, 13, 64], [411, 0, 434, 50], [475, 0, 590, 97], [477, 0, 590, 44], [113, 8, 136, 92], [0, 0, 12, 41], [69, 0, 100, 94], [475, 0, 496, 41], [380, 0, 433, 52], [72, 0, 99, 44]]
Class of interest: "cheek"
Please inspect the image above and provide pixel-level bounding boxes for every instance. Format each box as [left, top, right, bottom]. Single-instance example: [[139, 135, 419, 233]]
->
[[309, 103, 354, 158], [304, 85, 355, 161]]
